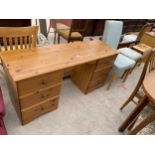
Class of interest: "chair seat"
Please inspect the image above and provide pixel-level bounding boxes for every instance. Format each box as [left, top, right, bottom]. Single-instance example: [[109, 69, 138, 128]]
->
[[132, 43, 152, 54], [119, 47, 142, 61], [57, 29, 82, 40], [114, 54, 136, 70], [56, 23, 70, 30], [122, 34, 137, 43]]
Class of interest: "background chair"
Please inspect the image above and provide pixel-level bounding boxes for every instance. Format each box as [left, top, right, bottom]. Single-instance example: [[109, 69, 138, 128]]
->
[[48, 19, 72, 44], [0, 26, 38, 51], [57, 19, 88, 43], [119, 23, 154, 48], [0, 26, 38, 76], [101, 20, 136, 90], [0, 88, 7, 135], [39, 19, 48, 38]]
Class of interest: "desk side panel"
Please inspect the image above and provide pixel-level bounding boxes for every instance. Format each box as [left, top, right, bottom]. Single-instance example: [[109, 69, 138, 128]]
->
[[2, 62, 22, 123]]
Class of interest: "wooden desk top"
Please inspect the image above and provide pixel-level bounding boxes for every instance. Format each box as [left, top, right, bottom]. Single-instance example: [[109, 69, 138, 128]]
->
[[143, 70, 155, 103], [0, 40, 118, 82]]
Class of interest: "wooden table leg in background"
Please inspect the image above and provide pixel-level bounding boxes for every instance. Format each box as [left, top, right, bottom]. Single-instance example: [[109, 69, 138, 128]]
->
[[118, 95, 149, 132]]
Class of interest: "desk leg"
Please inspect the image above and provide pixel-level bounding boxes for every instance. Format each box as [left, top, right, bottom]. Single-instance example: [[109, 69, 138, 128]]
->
[[118, 95, 148, 132]]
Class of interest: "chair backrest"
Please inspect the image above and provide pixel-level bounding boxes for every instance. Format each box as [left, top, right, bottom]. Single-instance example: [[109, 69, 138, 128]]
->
[[0, 26, 38, 51], [137, 23, 154, 41], [49, 19, 72, 29], [148, 48, 155, 72], [102, 20, 123, 48], [39, 19, 48, 38], [70, 19, 89, 37]]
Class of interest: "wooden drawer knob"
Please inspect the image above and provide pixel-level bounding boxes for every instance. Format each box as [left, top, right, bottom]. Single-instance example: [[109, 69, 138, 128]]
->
[[41, 79, 48, 85]]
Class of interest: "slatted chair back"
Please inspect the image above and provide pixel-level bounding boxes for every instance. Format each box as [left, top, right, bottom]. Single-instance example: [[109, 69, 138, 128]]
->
[[69, 20, 88, 40], [148, 48, 155, 72], [137, 23, 154, 41], [0, 26, 38, 51]]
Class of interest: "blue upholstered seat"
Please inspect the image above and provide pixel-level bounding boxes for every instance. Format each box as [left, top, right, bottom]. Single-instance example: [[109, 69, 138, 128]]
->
[[119, 47, 142, 61], [122, 34, 137, 43], [114, 54, 136, 71]]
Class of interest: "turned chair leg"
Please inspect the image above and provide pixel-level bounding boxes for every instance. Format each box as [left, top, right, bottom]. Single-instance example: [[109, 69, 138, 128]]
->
[[57, 34, 60, 44], [122, 69, 130, 82], [118, 96, 148, 132], [121, 70, 127, 79], [53, 31, 57, 44], [107, 73, 117, 90], [129, 110, 155, 135], [127, 115, 139, 130]]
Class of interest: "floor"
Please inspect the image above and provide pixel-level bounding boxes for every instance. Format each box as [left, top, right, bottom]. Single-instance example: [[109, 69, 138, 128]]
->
[[1, 34, 155, 135]]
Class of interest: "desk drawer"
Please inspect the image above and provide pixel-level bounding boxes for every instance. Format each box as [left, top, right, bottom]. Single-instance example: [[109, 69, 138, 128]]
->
[[19, 84, 61, 109], [21, 97, 58, 124], [95, 56, 115, 72], [17, 71, 63, 96], [87, 80, 104, 93], [87, 71, 108, 93]]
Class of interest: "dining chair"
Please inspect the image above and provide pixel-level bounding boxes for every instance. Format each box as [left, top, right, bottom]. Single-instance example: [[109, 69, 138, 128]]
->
[[118, 23, 154, 69], [0, 26, 38, 77], [57, 19, 88, 43], [118, 49, 155, 134], [120, 48, 155, 111], [0, 26, 38, 51], [102, 20, 136, 90], [119, 23, 154, 48], [39, 19, 48, 38], [47, 19, 72, 44]]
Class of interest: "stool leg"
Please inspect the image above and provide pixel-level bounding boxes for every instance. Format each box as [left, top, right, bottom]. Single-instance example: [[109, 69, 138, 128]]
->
[[129, 110, 155, 135], [121, 70, 127, 79], [118, 96, 148, 132], [123, 69, 130, 82]]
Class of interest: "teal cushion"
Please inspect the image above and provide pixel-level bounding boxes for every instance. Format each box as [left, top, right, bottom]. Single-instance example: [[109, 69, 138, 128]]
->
[[102, 20, 123, 48], [122, 34, 137, 43], [114, 54, 136, 70], [119, 48, 142, 61]]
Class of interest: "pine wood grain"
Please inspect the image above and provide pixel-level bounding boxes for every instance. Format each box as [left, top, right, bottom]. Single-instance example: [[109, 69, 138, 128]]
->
[[1, 40, 118, 82]]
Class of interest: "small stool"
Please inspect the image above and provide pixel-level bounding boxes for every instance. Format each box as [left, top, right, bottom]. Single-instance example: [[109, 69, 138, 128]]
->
[[132, 43, 152, 63]]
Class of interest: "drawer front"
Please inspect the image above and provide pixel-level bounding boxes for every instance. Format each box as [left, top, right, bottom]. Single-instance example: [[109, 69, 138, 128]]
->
[[89, 74, 106, 88], [92, 68, 111, 80], [21, 97, 58, 124], [17, 71, 63, 96], [95, 56, 115, 72], [87, 71, 108, 93], [19, 84, 61, 109], [87, 80, 104, 93]]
